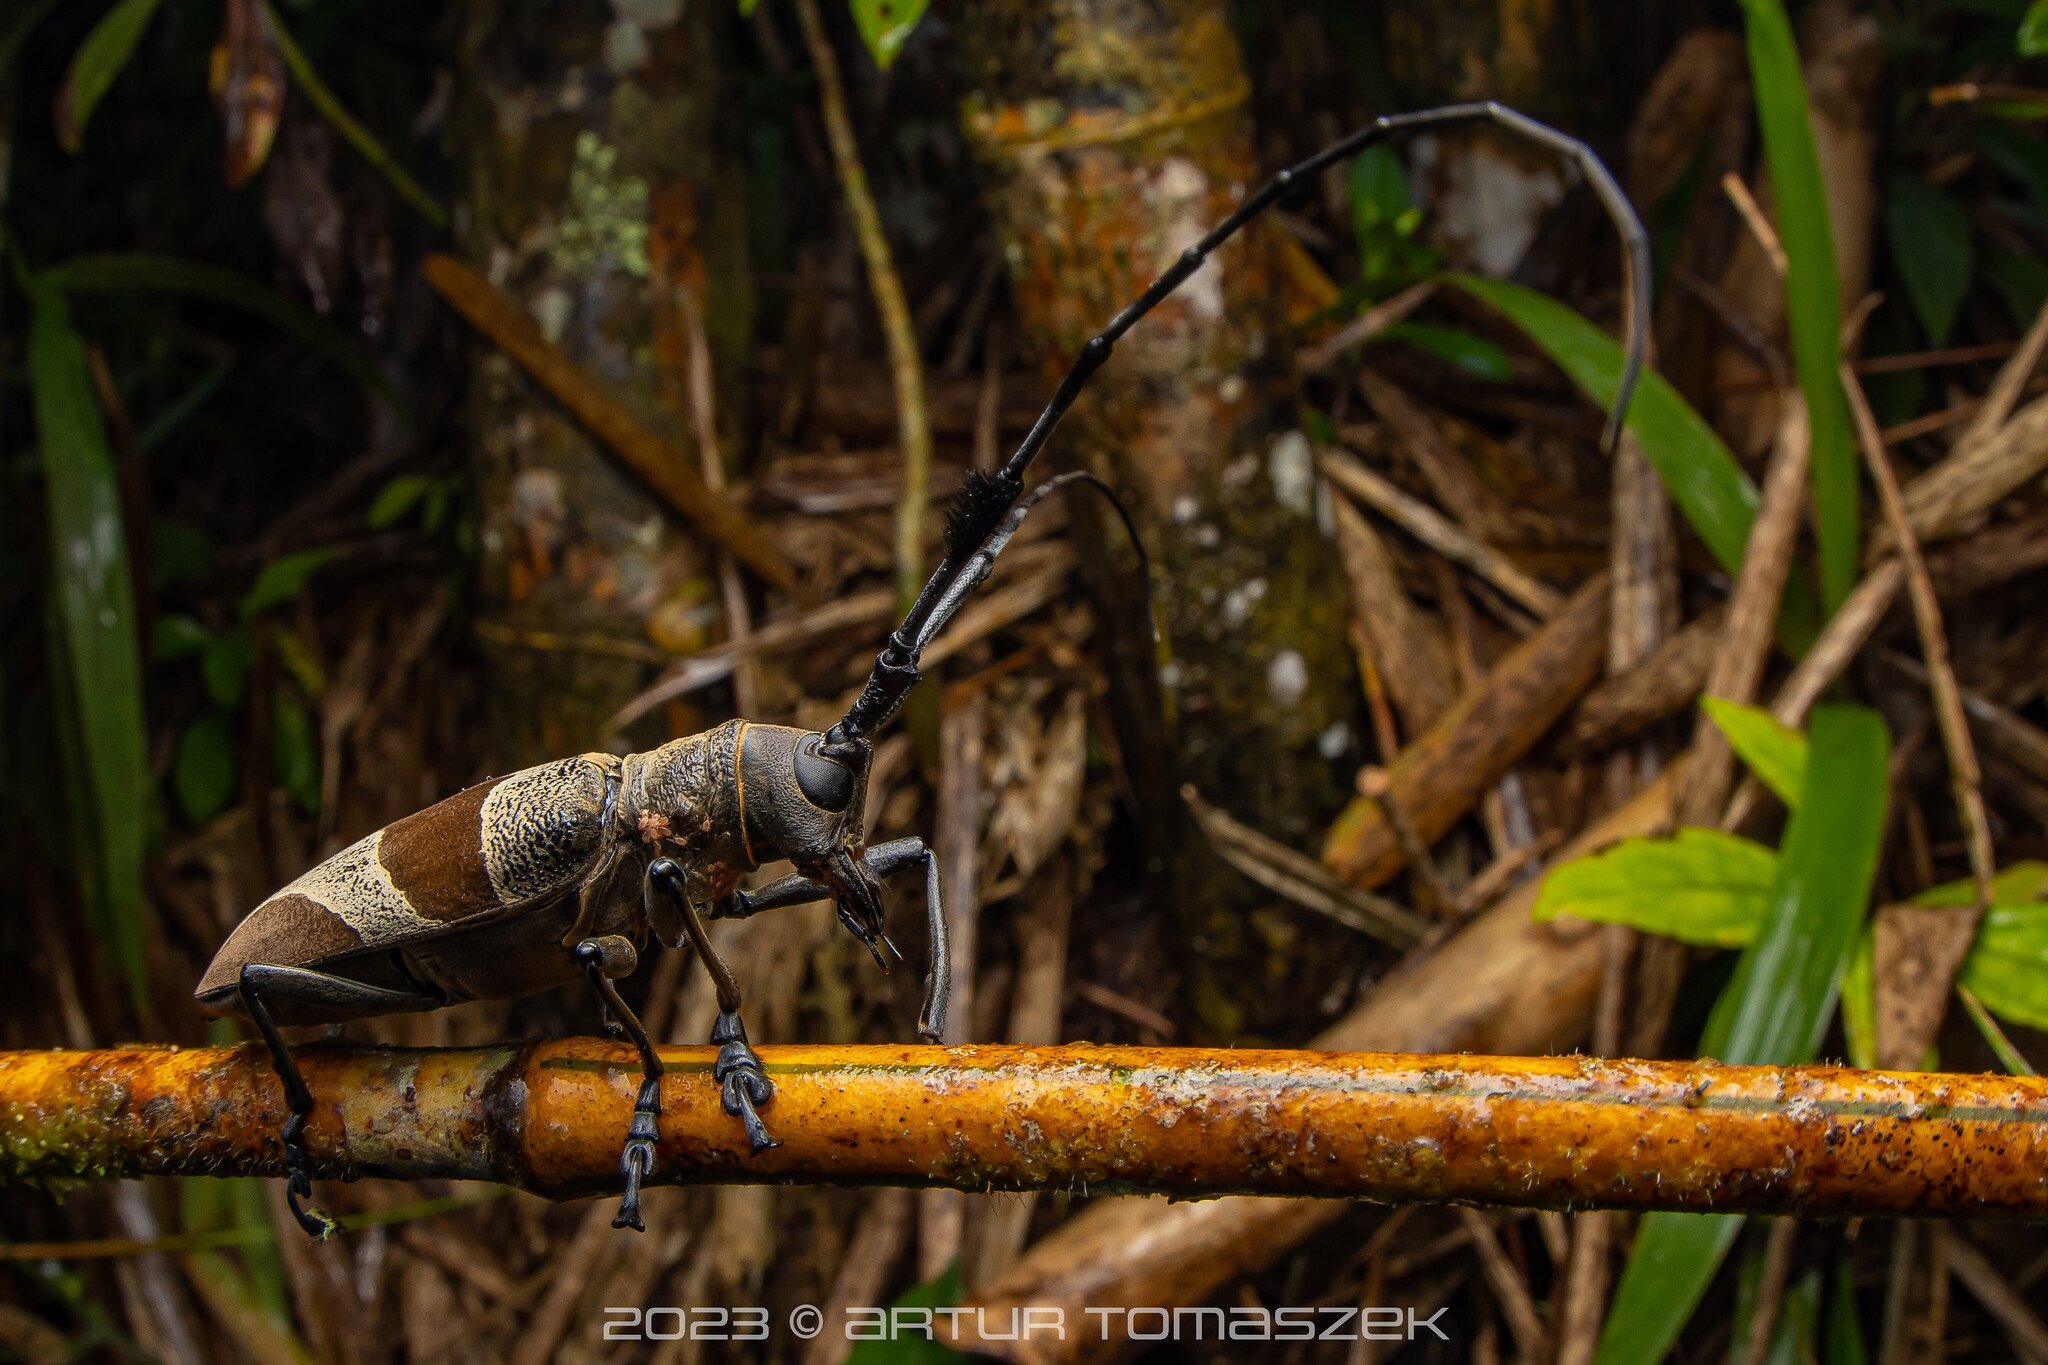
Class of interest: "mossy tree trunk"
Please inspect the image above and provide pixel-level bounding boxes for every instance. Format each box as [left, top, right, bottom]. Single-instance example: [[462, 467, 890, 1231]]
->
[[956, 1, 1357, 1039], [454, 0, 752, 766]]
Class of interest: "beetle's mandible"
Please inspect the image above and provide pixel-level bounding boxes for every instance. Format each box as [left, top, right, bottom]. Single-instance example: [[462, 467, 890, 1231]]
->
[[200, 99, 1652, 1240]]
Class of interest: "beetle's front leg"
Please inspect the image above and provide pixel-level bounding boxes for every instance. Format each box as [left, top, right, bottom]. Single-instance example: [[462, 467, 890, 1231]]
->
[[646, 858, 779, 1154], [859, 839, 948, 1042], [574, 935, 661, 1231], [724, 838, 949, 1042]]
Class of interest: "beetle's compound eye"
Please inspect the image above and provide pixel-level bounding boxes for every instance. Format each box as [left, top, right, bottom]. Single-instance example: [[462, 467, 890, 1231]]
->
[[793, 733, 854, 812]]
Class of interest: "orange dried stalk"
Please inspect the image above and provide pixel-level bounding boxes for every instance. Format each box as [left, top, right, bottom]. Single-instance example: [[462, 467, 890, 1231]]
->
[[3, 1043, 2045, 1218]]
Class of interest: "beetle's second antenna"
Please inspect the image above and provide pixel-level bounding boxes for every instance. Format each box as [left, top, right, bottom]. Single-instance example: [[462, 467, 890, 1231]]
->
[[827, 100, 1650, 746]]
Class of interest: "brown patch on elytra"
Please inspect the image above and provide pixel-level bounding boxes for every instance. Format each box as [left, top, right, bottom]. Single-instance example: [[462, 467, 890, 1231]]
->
[[195, 893, 365, 1002], [377, 780, 503, 922]]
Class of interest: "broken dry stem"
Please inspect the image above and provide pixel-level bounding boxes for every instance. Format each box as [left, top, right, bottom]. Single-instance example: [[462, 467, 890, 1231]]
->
[[793, 0, 933, 614], [4, 1044, 2048, 1219], [421, 254, 801, 593]]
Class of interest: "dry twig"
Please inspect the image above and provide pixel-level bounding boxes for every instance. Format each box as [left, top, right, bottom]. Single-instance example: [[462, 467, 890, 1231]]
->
[[1320, 446, 1563, 618], [420, 254, 800, 593], [1846, 365, 1996, 1069], [793, 0, 933, 612], [5, 1044, 2046, 1221]]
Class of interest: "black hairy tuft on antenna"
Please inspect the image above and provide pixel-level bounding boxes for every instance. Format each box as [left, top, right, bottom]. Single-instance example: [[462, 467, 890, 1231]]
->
[[943, 469, 1018, 559]]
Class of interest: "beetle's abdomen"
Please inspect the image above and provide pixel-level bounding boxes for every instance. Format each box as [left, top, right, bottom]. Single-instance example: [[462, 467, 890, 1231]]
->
[[195, 755, 618, 1006]]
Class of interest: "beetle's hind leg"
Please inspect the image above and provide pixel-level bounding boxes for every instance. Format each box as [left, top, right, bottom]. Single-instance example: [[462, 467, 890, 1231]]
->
[[237, 966, 341, 1241], [646, 858, 778, 1154], [574, 935, 662, 1231]]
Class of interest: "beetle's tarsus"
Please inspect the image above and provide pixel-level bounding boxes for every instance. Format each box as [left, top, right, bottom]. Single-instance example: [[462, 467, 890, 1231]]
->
[[577, 939, 666, 1233], [711, 1009, 779, 1153], [280, 1112, 337, 1239], [613, 1077, 661, 1231]]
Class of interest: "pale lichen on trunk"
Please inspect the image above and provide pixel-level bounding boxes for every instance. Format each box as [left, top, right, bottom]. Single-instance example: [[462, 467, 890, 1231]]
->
[[454, 0, 753, 764], [955, 0, 1359, 1038]]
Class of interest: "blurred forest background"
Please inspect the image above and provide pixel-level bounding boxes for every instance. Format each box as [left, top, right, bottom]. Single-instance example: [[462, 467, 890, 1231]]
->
[[5, 0, 2048, 1360]]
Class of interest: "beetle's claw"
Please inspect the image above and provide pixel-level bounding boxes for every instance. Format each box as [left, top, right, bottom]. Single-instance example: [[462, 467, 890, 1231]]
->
[[280, 1115, 337, 1240], [613, 1138, 655, 1231], [612, 1079, 661, 1231], [710, 1011, 779, 1153]]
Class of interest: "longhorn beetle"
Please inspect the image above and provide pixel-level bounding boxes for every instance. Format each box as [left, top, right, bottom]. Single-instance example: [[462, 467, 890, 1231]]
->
[[199, 101, 1649, 1239]]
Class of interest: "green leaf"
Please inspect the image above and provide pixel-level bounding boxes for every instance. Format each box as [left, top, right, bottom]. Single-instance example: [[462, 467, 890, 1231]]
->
[[739, 0, 762, 14], [1349, 150, 1439, 293], [1598, 704, 1889, 1365], [1601, 1215, 1746, 1365], [2021, 0, 2048, 54], [848, 0, 930, 70], [1959, 892, 2048, 1031], [846, 1263, 966, 1365], [1708, 703, 1889, 1060], [1349, 144, 1413, 235], [240, 548, 333, 621], [1824, 1252, 1869, 1365], [1448, 277, 1764, 588], [41, 254, 398, 407], [174, 711, 237, 826], [272, 627, 327, 700], [52, 0, 163, 153], [1449, 275, 1819, 649], [201, 631, 253, 708], [368, 474, 434, 530], [1738, 0, 1859, 613], [1700, 696, 1808, 808], [1382, 322, 1515, 381], [27, 278, 150, 1002], [152, 613, 213, 664], [1885, 177, 1973, 346], [1912, 860, 2048, 908], [1532, 828, 1777, 947], [272, 691, 321, 815]]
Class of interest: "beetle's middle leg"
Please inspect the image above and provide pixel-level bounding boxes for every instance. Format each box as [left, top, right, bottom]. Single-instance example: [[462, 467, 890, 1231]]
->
[[645, 858, 779, 1154]]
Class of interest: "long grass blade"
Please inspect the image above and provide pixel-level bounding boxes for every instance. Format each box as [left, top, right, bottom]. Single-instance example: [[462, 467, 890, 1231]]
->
[[1738, 0, 1859, 613], [1596, 703, 1890, 1363], [1448, 274, 1818, 645], [51, 0, 163, 154], [40, 252, 396, 405], [27, 277, 150, 1004]]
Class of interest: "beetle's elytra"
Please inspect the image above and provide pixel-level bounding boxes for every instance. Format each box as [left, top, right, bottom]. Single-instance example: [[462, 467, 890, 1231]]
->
[[203, 99, 1649, 1243]]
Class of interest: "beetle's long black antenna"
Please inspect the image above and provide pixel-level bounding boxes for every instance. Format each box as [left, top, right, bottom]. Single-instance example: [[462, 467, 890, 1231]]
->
[[829, 100, 1650, 745]]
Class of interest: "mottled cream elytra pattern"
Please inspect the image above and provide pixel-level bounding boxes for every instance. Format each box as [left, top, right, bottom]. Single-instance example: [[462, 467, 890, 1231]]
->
[[198, 719, 948, 1241]]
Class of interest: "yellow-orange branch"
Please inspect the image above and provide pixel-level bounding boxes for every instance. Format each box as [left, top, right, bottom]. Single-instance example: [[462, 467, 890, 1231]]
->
[[2, 1044, 2045, 1218]]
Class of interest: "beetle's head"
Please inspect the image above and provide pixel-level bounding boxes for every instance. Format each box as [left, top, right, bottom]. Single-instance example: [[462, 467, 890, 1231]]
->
[[739, 726, 898, 966]]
